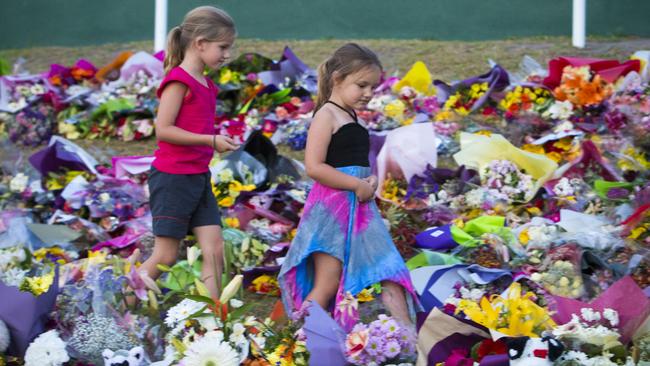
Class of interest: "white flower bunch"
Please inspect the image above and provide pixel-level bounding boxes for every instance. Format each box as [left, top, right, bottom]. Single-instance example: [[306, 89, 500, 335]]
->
[[24, 330, 70, 366], [543, 100, 574, 121], [552, 308, 622, 348]]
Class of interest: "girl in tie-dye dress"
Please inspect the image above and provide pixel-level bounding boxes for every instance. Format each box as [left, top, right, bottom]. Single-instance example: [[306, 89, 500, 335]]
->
[[278, 43, 419, 331]]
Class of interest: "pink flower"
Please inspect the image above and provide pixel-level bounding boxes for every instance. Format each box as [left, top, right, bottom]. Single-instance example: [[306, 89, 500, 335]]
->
[[126, 267, 160, 300], [345, 328, 369, 358], [275, 106, 289, 120], [445, 349, 474, 366]]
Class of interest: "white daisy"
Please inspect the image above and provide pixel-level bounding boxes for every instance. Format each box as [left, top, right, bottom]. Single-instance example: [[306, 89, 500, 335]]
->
[[181, 334, 239, 366], [165, 299, 205, 328]]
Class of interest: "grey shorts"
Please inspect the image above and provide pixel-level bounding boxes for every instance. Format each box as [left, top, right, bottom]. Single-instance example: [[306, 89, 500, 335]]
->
[[148, 167, 221, 239]]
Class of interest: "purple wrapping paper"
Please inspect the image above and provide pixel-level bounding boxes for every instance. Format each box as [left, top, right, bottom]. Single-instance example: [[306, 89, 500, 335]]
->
[[551, 276, 650, 344], [434, 64, 510, 113], [407, 165, 479, 199], [428, 332, 486, 365], [29, 137, 98, 177], [0, 267, 59, 356], [369, 131, 388, 176], [479, 354, 510, 366], [303, 301, 347, 366], [415, 224, 458, 251], [111, 155, 154, 179], [257, 47, 317, 93]]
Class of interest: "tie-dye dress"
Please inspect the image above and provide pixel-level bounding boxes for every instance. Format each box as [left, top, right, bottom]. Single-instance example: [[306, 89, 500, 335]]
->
[[278, 102, 419, 331]]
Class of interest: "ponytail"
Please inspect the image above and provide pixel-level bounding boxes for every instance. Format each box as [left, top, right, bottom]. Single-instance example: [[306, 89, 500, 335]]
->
[[315, 60, 334, 113], [164, 26, 185, 74]]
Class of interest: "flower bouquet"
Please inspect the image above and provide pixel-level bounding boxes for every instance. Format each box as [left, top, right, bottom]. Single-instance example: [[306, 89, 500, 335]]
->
[[344, 314, 416, 366], [455, 282, 556, 337], [212, 167, 256, 208], [530, 243, 585, 299]]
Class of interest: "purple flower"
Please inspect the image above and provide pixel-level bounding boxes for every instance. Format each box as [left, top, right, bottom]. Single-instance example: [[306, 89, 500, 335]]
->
[[290, 301, 311, 321], [365, 336, 384, 357], [380, 318, 400, 335], [384, 340, 401, 358], [604, 109, 627, 132]]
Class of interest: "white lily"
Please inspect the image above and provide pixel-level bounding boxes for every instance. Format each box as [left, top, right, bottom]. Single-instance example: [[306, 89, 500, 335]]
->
[[219, 275, 243, 304]]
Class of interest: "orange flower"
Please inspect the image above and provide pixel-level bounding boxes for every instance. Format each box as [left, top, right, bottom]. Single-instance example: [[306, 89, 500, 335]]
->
[[554, 66, 613, 108]]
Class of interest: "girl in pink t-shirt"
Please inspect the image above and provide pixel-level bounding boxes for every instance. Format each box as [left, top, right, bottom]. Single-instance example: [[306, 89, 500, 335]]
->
[[139, 6, 238, 299]]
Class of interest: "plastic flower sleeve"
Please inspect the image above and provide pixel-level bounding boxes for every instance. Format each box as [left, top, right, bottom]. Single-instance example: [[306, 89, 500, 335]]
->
[[376, 122, 438, 198], [551, 276, 650, 343], [453, 132, 558, 202], [0, 266, 59, 356]]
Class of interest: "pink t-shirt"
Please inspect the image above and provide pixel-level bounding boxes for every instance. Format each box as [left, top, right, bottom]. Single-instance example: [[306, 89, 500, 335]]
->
[[152, 66, 218, 174]]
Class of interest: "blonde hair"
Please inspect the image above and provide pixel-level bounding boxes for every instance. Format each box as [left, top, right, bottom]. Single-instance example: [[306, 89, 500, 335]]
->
[[315, 43, 382, 112], [164, 6, 236, 73]]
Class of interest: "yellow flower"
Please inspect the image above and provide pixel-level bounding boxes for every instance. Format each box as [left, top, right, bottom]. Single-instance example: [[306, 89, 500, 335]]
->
[[519, 229, 530, 245], [475, 130, 492, 137], [241, 184, 256, 191], [45, 170, 86, 190], [553, 137, 574, 151], [33, 247, 65, 262], [87, 249, 109, 266], [384, 100, 406, 120], [58, 121, 80, 140], [267, 343, 294, 366], [224, 217, 240, 228], [546, 151, 563, 163], [628, 226, 647, 240], [456, 106, 469, 116], [22, 271, 54, 296], [452, 217, 465, 229], [288, 228, 298, 241], [219, 69, 233, 84], [455, 282, 555, 337], [218, 196, 235, 207], [526, 207, 542, 216], [229, 180, 243, 192], [357, 288, 375, 303], [521, 144, 545, 155], [435, 110, 455, 121], [619, 147, 650, 171], [402, 116, 414, 126]]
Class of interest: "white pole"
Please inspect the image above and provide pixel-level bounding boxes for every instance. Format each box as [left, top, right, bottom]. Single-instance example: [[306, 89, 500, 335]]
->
[[154, 0, 168, 52], [572, 0, 586, 48]]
